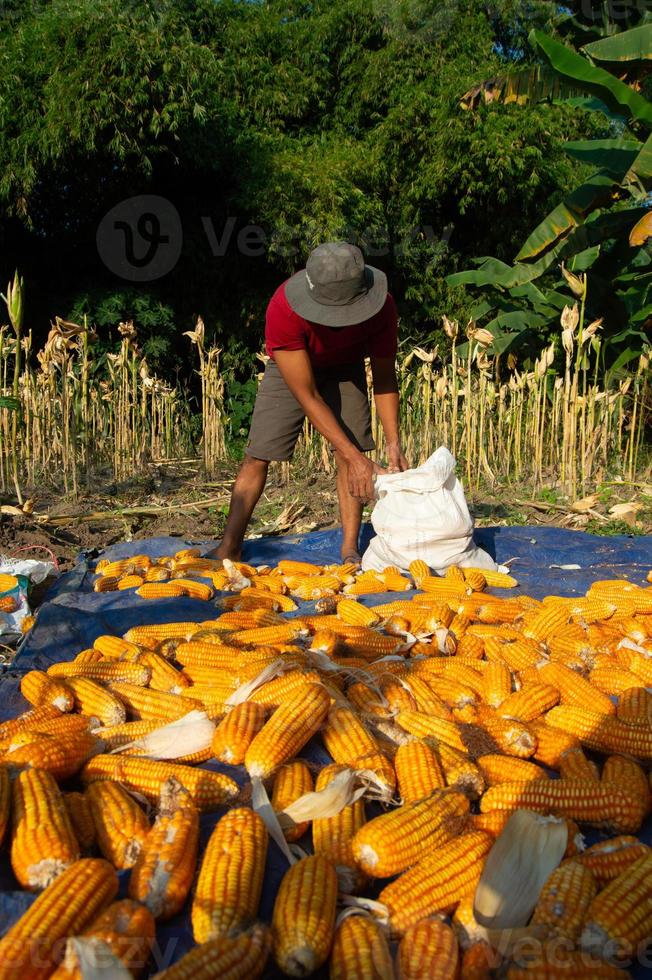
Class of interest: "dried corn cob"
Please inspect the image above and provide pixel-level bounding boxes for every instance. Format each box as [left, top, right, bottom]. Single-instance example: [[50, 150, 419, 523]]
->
[[409, 559, 430, 584], [86, 780, 150, 869], [472, 705, 536, 759], [531, 861, 597, 941], [539, 662, 615, 716], [312, 764, 366, 892], [245, 683, 330, 780], [135, 650, 190, 692], [272, 855, 338, 977], [278, 560, 323, 575], [226, 622, 307, 647], [460, 941, 500, 979], [395, 709, 467, 752], [481, 661, 512, 708], [617, 685, 652, 726], [545, 705, 652, 760], [6, 730, 100, 781], [523, 604, 570, 643], [20, 671, 74, 712], [575, 835, 651, 886], [63, 792, 95, 851], [0, 858, 118, 979], [72, 649, 104, 665], [402, 676, 453, 718], [397, 918, 459, 979], [137, 583, 187, 599], [211, 701, 267, 764], [346, 682, 392, 719], [117, 573, 145, 589], [93, 635, 142, 660], [94, 575, 119, 592], [192, 807, 267, 942], [1, 714, 92, 751], [580, 853, 652, 959], [528, 720, 580, 769], [81, 755, 238, 810], [329, 913, 394, 980], [480, 779, 646, 834], [602, 754, 651, 811], [272, 760, 314, 842], [344, 577, 386, 595], [497, 683, 559, 723], [437, 742, 485, 799], [558, 747, 600, 782], [48, 660, 152, 686], [476, 754, 548, 786], [247, 668, 322, 709], [336, 599, 380, 627], [62, 676, 127, 726], [110, 682, 202, 721], [124, 623, 202, 648], [484, 636, 542, 672], [322, 706, 381, 766], [10, 769, 80, 890], [380, 830, 493, 934], [52, 898, 156, 979], [128, 778, 198, 920], [589, 663, 641, 696], [395, 738, 446, 802], [352, 789, 469, 877], [152, 924, 272, 979], [615, 644, 652, 685]]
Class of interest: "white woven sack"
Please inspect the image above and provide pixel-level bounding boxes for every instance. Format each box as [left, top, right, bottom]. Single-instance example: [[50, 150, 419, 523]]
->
[[361, 446, 496, 575]]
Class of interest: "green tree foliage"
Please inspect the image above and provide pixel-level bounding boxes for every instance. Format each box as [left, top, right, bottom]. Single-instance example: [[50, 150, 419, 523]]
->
[[0, 0, 600, 375]]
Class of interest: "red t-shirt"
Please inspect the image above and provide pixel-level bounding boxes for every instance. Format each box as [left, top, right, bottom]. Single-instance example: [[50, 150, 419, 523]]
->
[[265, 281, 398, 369]]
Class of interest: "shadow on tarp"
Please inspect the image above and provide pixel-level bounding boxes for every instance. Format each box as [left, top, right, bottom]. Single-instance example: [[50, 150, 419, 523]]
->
[[1, 526, 651, 976]]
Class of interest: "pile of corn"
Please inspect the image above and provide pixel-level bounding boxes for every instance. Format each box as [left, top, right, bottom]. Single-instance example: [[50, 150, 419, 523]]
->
[[1, 549, 652, 978]]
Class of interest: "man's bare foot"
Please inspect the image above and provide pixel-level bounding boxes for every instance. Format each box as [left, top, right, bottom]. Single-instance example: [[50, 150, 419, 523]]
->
[[341, 551, 362, 567], [203, 545, 241, 562]]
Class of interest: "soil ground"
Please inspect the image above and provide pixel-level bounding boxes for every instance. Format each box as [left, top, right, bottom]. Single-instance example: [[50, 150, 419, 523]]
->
[[0, 458, 650, 575]]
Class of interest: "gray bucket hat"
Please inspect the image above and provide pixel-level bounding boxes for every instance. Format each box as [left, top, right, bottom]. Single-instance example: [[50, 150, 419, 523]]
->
[[284, 242, 388, 327]]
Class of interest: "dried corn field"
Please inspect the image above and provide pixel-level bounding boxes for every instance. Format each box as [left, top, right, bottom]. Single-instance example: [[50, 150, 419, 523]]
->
[[0, 302, 648, 502], [1, 549, 652, 975]]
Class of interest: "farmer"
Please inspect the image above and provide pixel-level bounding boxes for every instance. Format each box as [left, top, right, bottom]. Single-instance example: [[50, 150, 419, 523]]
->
[[209, 241, 407, 563]]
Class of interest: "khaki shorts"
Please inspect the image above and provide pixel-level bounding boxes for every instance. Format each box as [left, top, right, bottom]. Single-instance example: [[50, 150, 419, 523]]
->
[[246, 359, 375, 462]]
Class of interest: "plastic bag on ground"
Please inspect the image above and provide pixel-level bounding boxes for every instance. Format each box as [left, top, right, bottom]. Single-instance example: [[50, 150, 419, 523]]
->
[[361, 447, 496, 575], [0, 557, 57, 640]]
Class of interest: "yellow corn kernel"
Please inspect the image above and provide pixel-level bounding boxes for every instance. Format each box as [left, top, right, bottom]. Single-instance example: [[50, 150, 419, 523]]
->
[[211, 701, 267, 765], [86, 780, 150, 869], [528, 719, 580, 769], [0, 858, 118, 979], [395, 739, 446, 802], [10, 768, 80, 890], [558, 747, 600, 782], [109, 681, 202, 721], [245, 683, 331, 780], [81, 755, 239, 811], [497, 682, 560, 723], [62, 792, 96, 851], [531, 861, 597, 941], [617, 685, 652, 726], [379, 830, 493, 934], [397, 918, 460, 979], [61, 676, 126, 726], [192, 807, 268, 942], [329, 913, 393, 980], [580, 854, 652, 960], [272, 760, 314, 843], [602, 754, 651, 812], [312, 764, 366, 892], [575, 835, 651, 886], [20, 671, 74, 713], [272, 855, 338, 977], [352, 789, 469, 877], [5, 730, 100, 781], [54, 898, 156, 978], [480, 779, 647, 835], [476, 754, 548, 786]]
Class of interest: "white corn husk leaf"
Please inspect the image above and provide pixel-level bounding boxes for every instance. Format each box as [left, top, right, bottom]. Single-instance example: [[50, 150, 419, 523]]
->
[[279, 768, 365, 825], [112, 710, 214, 759], [340, 895, 389, 927], [222, 558, 251, 591], [618, 637, 651, 656], [473, 809, 568, 929], [74, 938, 132, 980], [251, 776, 295, 866], [226, 660, 287, 708]]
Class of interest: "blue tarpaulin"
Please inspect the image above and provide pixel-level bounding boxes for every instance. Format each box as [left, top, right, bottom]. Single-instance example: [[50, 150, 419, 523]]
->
[[0, 525, 651, 975]]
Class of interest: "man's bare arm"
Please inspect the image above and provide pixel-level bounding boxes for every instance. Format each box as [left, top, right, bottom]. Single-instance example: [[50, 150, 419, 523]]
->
[[273, 349, 385, 500], [370, 356, 408, 472]]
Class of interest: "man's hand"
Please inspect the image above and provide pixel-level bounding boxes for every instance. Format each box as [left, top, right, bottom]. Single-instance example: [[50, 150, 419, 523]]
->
[[346, 454, 386, 501], [387, 443, 409, 474]]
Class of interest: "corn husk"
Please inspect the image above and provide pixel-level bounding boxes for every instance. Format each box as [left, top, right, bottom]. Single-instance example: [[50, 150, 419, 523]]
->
[[68, 938, 131, 980], [473, 809, 567, 929], [111, 709, 214, 759], [278, 768, 365, 826]]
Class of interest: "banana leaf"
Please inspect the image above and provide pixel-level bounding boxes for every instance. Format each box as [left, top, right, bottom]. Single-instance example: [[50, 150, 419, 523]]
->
[[530, 29, 652, 125], [582, 24, 652, 62], [563, 138, 642, 175], [515, 171, 617, 260], [626, 132, 652, 182]]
